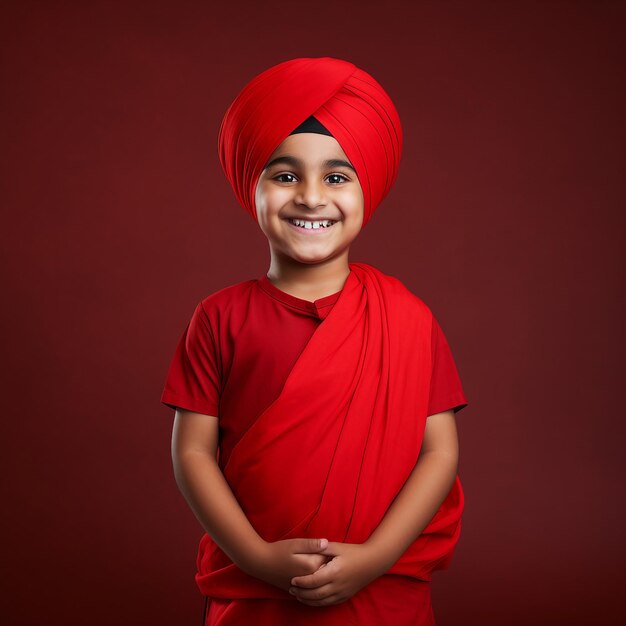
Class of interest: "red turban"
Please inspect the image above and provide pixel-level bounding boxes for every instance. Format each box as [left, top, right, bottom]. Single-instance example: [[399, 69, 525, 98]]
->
[[217, 57, 403, 227]]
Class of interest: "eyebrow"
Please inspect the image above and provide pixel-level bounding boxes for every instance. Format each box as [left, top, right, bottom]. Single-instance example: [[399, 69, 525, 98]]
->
[[264, 155, 356, 173]]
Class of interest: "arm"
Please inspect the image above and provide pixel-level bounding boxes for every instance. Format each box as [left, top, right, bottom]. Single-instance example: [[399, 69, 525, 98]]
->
[[171, 409, 329, 590], [364, 408, 459, 570], [289, 409, 459, 606], [171, 409, 264, 571]]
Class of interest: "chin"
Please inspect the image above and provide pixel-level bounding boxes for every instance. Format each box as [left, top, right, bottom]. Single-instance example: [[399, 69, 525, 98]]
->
[[286, 251, 333, 264]]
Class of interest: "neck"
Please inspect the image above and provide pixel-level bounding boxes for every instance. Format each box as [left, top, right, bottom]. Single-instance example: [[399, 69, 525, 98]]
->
[[266, 250, 351, 300]]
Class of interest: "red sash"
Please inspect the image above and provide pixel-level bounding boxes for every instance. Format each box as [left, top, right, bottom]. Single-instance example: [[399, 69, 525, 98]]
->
[[196, 262, 464, 599]]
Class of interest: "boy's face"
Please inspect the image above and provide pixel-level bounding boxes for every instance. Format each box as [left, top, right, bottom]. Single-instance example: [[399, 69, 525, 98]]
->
[[254, 133, 364, 267]]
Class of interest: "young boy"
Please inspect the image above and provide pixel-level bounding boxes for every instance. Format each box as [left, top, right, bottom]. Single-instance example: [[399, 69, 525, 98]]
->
[[161, 57, 469, 626]]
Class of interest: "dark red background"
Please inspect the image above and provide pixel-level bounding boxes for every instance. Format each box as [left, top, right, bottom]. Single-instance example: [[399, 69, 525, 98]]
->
[[2, 2, 624, 625]]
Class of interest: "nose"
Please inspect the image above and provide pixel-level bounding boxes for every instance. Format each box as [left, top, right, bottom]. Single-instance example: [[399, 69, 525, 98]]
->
[[294, 177, 328, 209]]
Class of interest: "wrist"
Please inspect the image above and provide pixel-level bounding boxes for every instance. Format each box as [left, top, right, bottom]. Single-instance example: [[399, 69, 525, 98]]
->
[[362, 540, 392, 577], [236, 536, 269, 576], [362, 537, 399, 576]]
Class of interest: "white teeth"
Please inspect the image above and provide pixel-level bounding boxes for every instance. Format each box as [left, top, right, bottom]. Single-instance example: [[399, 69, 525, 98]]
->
[[289, 218, 336, 229]]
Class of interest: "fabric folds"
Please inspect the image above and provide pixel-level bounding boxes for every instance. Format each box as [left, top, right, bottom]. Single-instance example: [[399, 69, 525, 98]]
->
[[217, 57, 403, 227], [195, 262, 464, 600]]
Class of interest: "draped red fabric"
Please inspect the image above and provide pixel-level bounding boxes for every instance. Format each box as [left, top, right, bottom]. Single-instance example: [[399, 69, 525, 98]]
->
[[217, 57, 402, 227], [194, 262, 465, 605]]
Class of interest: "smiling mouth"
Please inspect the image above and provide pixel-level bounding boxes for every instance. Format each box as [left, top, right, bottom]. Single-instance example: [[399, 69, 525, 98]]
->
[[286, 218, 337, 231]]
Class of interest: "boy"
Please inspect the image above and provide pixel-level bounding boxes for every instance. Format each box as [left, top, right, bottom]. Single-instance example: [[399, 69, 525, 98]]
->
[[161, 57, 469, 625]]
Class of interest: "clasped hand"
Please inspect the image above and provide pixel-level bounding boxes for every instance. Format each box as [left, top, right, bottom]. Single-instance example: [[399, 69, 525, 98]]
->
[[247, 537, 383, 607], [289, 540, 382, 607]]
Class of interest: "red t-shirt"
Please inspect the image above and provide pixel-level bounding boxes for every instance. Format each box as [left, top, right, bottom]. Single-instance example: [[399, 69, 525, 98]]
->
[[161, 273, 468, 471], [161, 271, 469, 625]]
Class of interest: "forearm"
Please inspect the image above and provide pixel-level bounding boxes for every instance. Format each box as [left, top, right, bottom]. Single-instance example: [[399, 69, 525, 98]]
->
[[364, 450, 458, 572], [172, 450, 265, 574]]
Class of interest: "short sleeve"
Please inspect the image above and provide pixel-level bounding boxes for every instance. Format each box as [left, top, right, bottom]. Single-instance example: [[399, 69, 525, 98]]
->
[[160, 302, 221, 417], [427, 316, 469, 417]]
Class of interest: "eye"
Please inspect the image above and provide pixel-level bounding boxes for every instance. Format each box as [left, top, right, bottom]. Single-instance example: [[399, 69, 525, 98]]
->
[[274, 173, 297, 183], [273, 172, 349, 184], [326, 173, 349, 184]]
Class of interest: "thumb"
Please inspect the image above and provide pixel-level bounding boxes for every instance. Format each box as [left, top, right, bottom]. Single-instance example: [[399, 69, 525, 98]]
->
[[296, 537, 328, 553]]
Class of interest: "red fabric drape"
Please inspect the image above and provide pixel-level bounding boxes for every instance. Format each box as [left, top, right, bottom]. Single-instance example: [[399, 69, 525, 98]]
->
[[160, 271, 468, 474], [195, 262, 464, 601]]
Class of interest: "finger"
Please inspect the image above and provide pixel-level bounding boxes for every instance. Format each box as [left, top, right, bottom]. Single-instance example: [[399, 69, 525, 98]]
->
[[294, 537, 328, 554], [295, 592, 344, 607], [318, 540, 341, 556], [291, 560, 335, 588], [290, 583, 334, 601]]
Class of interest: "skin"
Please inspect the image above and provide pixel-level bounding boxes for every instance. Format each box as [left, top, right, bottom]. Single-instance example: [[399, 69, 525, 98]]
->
[[171, 132, 460, 606], [253, 132, 364, 300]]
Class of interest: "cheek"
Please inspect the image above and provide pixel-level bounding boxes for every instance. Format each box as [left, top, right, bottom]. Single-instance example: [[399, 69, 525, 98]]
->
[[256, 184, 291, 214], [254, 189, 275, 229], [341, 189, 365, 221], [254, 178, 269, 207], [255, 188, 284, 236]]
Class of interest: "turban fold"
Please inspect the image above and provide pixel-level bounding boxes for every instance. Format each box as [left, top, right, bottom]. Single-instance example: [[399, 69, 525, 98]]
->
[[217, 57, 403, 227]]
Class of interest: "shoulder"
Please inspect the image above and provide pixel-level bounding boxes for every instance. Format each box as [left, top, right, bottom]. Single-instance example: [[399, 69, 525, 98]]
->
[[381, 273, 459, 344], [360, 263, 434, 321], [388, 274, 432, 314], [198, 278, 256, 311], [196, 278, 257, 321]]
